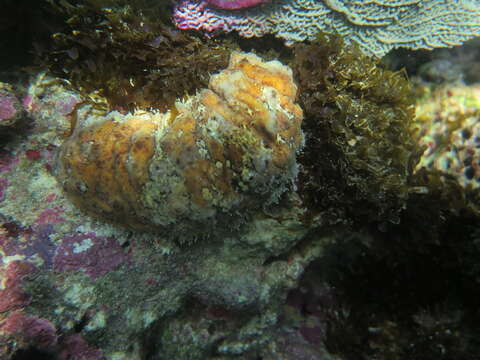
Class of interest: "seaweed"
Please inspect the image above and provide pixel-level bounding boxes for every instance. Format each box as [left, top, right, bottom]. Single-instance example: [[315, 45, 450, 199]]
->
[[291, 34, 423, 227], [41, 0, 235, 112]]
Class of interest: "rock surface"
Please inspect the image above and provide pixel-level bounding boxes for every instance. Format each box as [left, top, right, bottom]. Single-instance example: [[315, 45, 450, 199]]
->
[[0, 58, 330, 360]]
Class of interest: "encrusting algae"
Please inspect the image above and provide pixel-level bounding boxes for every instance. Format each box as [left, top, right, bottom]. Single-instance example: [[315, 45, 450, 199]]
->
[[54, 52, 304, 241]]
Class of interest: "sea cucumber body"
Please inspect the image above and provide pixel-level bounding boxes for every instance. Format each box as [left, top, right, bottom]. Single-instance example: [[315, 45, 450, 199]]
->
[[54, 52, 303, 240]]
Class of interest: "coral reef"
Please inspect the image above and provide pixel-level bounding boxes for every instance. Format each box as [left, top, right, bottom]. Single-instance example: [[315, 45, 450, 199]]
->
[[1, 4, 479, 358], [54, 52, 303, 240], [291, 34, 421, 227], [0, 67, 324, 359], [174, 0, 480, 57], [289, 63, 480, 359]]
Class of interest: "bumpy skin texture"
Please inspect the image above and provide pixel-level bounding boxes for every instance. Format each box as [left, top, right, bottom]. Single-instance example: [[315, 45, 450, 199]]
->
[[54, 52, 303, 240]]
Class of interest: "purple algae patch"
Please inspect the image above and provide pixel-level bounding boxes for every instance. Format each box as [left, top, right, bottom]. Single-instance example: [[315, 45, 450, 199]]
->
[[54, 233, 129, 280], [58, 333, 103, 360], [206, 0, 267, 10], [0, 177, 7, 202], [0, 92, 20, 124], [0, 96, 16, 120], [0, 312, 58, 350], [34, 207, 66, 226], [0, 221, 56, 270], [0, 150, 19, 173], [57, 94, 81, 116], [0, 261, 36, 312], [28, 224, 57, 269]]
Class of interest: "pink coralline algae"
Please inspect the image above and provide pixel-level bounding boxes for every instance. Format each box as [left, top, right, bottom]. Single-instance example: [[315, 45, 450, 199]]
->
[[58, 334, 104, 360], [0, 263, 58, 358], [26, 149, 42, 161], [174, 0, 480, 57], [206, 0, 267, 10], [0, 83, 22, 128], [0, 261, 36, 312], [0, 178, 7, 202], [0, 216, 57, 270], [34, 207, 66, 226], [0, 312, 58, 351], [53, 233, 130, 280]]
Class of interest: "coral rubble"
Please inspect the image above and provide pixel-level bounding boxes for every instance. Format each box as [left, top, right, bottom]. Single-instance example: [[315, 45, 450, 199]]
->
[[54, 52, 304, 241]]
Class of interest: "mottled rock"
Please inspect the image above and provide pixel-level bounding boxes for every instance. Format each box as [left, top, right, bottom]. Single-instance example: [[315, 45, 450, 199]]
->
[[0, 58, 331, 359], [415, 84, 480, 190], [0, 83, 23, 129]]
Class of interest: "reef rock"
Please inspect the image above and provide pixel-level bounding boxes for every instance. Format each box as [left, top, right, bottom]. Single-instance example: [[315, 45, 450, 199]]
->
[[0, 83, 23, 129], [54, 52, 304, 241], [0, 63, 328, 360], [415, 84, 480, 190]]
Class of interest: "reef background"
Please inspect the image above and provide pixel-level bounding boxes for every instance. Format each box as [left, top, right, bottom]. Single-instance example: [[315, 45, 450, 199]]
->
[[1, 1, 480, 359]]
